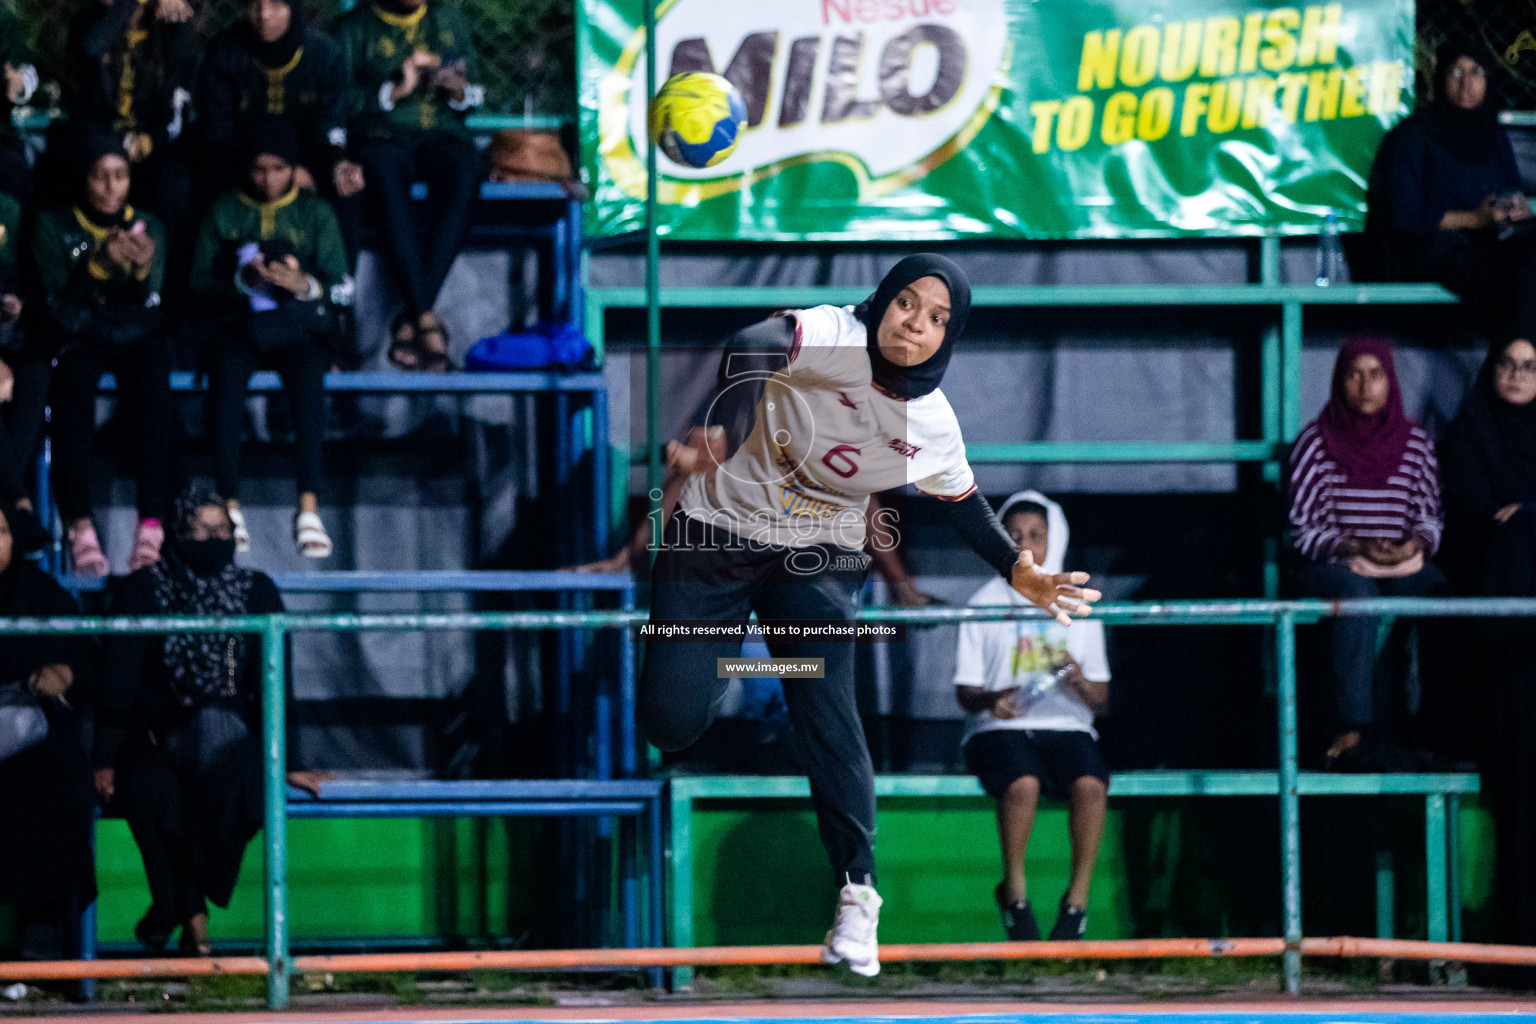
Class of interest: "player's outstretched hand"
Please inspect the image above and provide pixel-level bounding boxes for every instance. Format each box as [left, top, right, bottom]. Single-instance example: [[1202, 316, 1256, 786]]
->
[[666, 425, 727, 477], [1009, 548, 1102, 627]]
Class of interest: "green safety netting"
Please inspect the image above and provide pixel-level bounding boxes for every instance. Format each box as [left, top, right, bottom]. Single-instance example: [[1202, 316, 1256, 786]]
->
[[1418, 0, 1536, 110]]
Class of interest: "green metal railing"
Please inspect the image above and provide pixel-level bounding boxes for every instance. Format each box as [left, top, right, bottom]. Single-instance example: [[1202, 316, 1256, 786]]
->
[[588, 271, 1463, 474], [8, 595, 1530, 1005], [585, 238, 1462, 597]]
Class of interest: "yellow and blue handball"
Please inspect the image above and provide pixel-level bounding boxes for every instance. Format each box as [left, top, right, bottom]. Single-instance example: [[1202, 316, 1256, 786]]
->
[[647, 72, 748, 170]]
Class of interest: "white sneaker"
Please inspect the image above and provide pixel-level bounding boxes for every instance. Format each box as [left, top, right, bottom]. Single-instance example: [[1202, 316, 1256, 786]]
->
[[820, 878, 881, 977]]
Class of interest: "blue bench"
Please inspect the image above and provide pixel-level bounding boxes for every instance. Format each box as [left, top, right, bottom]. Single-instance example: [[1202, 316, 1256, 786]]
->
[[76, 570, 642, 987], [83, 776, 662, 985], [286, 778, 664, 962], [99, 369, 606, 394], [43, 370, 612, 574], [404, 181, 583, 331]]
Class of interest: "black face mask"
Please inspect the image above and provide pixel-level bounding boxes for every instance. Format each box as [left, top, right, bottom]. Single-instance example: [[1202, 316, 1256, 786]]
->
[[178, 538, 236, 577]]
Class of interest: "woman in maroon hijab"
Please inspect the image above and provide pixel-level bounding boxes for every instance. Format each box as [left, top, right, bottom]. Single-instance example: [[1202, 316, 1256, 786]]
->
[[1288, 337, 1446, 768]]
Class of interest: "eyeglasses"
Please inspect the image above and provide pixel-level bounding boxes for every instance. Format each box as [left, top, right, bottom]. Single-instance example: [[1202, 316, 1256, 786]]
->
[[1448, 66, 1487, 80], [1496, 357, 1536, 378]]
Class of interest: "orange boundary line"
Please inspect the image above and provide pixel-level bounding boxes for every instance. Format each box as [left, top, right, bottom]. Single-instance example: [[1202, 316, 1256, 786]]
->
[[6, 936, 1536, 981], [2, 956, 270, 980], [1303, 935, 1536, 963], [19, 1002, 1536, 1024], [295, 938, 1286, 972]]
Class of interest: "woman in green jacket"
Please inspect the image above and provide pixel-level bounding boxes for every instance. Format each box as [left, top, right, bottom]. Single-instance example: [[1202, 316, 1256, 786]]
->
[[191, 118, 349, 558], [334, 0, 483, 371], [33, 133, 172, 576]]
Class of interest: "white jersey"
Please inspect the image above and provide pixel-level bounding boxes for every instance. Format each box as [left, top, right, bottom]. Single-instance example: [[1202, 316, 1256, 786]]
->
[[952, 576, 1111, 743], [678, 304, 976, 550]]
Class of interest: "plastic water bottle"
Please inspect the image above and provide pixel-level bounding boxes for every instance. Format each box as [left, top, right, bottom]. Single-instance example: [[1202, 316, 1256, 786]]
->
[[1315, 212, 1340, 287]]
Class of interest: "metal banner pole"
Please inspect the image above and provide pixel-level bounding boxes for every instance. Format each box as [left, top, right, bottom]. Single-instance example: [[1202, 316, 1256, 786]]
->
[[643, 0, 662, 516], [1277, 608, 1302, 996], [262, 616, 289, 1009]]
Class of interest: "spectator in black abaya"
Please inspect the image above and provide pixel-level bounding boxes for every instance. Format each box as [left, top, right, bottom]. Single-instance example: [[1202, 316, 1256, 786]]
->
[[1438, 334, 1536, 952], [66, 0, 199, 148], [93, 487, 299, 955], [0, 501, 100, 961], [1441, 335, 1536, 592], [199, 0, 365, 229], [1437, 334, 1536, 951], [1365, 36, 1536, 328]]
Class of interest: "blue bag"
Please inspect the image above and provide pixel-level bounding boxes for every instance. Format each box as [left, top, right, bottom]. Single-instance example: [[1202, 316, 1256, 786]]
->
[[465, 321, 592, 371]]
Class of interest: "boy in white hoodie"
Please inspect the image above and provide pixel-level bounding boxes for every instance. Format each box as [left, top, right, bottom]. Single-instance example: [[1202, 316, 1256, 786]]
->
[[954, 491, 1111, 942]]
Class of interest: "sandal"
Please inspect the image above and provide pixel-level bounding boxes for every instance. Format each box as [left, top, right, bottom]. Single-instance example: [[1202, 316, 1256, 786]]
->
[[179, 914, 212, 958], [68, 523, 110, 578], [387, 313, 420, 372], [128, 519, 164, 572], [227, 505, 252, 554], [294, 511, 332, 559], [133, 914, 172, 954], [415, 312, 452, 373]]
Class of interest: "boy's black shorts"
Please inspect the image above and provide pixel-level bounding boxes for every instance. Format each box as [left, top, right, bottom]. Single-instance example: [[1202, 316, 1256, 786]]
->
[[963, 728, 1109, 801]]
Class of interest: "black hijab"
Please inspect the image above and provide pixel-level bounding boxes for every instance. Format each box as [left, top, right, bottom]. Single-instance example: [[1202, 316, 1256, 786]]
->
[[149, 487, 254, 707], [855, 253, 971, 400], [245, 116, 301, 168], [1456, 336, 1536, 505], [243, 0, 306, 69], [75, 132, 133, 230], [241, 116, 301, 201], [1423, 34, 1503, 163]]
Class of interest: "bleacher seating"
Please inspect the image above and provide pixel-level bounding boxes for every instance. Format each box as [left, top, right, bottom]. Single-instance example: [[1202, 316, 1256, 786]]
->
[[6, 92, 1508, 1006], [661, 770, 1481, 990]]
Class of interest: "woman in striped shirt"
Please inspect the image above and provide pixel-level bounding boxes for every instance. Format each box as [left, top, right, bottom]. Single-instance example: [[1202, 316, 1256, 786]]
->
[[1288, 336, 1446, 768]]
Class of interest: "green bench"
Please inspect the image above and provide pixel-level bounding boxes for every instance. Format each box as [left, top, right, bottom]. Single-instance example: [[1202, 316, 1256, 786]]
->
[[584, 266, 1461, 593], [584, 276, 1459, 466], [663, 770, 1479, 988]]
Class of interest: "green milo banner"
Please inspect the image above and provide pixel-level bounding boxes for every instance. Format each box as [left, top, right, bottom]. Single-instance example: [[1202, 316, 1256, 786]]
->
[[578, 0, 1414, 240]]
